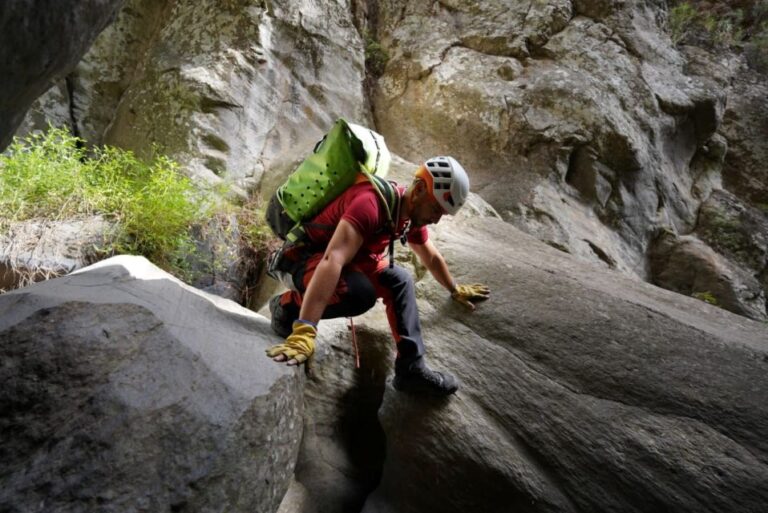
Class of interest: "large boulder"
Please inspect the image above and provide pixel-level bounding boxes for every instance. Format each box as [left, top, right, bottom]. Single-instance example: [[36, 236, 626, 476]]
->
[[0, 0, 124, 149], [0, 255, 303, 512], [696, 191, 768, 285], [648, 229, 766, 320], [0, 216, 110, 291], [359, 215, 768, 513]]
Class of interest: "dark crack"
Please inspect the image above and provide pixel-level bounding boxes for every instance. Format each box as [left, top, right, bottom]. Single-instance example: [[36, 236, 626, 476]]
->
[[64, 75, 82, 144]]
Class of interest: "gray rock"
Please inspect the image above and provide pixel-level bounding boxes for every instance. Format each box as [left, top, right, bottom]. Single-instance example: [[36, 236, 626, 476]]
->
[[10, 0, 765, 329], [17, 0, 370, 193], [0, 255, 303, 513], [648, 229, 766, 321], [289, 316, 392, 513], [0, 216, 111, 291], [368, 1, 725, 281], [362, 215, 768, 513], [720, 63, 768, 208], [696, 189, 768, 292], [0, 0, 124, 149]]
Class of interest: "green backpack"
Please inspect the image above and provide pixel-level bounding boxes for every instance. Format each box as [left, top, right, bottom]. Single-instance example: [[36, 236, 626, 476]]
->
[[266, 119, 401, 286]]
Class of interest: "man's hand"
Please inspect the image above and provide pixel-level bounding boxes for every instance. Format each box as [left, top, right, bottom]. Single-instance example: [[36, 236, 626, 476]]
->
[[451, 283, 490, 310], [266, 321, 317, 366]]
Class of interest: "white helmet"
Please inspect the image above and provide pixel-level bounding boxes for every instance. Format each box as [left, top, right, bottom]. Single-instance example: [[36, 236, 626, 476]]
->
[[415, 156, 470, 215]]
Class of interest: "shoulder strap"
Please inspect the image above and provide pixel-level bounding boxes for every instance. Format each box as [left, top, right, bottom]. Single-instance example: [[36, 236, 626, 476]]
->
[[361, 171, 403, 268], [361, 171, 398, 229]]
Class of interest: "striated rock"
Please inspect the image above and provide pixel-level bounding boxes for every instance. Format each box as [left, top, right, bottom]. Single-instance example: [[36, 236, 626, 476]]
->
[[720, 64, 768, 208], [648, 229, 766, 320], [0, 255, 303, 513], [697, 189, 768, 291], [0, 216, 111, 291], [18, 0, 370, 192], [0, 0, 124, 149], [361, 215, 768, 513], [370, 1, 724, 278]]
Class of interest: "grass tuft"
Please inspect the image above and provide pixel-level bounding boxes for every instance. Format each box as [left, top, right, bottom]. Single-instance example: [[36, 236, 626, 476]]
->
[[0, 126, 216, 278]]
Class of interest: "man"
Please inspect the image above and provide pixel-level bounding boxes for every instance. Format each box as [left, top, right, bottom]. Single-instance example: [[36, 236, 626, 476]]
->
[[265, 156, 489, 396]]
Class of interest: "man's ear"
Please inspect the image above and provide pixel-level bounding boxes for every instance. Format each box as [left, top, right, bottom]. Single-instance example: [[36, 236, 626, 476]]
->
[[412, 178, 427, 198]]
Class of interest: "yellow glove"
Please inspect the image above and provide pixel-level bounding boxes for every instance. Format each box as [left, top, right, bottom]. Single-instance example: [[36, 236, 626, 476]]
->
[[266, 321, 317, 365], [451, 283, 490, 310]]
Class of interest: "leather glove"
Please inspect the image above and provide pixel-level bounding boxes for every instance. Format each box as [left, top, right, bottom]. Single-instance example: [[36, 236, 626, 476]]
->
[[266, 321, 317, 365], [451, 283, 490, 310]]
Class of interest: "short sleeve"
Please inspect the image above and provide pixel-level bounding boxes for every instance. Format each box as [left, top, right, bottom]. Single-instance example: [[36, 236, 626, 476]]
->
[[341, 190, 381, 236], [406, 225, 429, 245]]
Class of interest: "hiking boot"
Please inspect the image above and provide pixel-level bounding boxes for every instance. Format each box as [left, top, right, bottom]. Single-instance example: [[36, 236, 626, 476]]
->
[[269, 294, 297, 338], [393, 358, 459, 397]]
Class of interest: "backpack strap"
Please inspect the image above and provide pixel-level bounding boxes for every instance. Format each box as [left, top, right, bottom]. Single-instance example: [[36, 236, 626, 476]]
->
[[287, 172, 401, 266], [361, 171, 402, 268], [285, 223, 306, 244]]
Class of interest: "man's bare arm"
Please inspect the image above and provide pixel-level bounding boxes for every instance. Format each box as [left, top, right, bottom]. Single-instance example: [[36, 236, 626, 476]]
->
[[410, 239, 456, 293], [298, 219, 364, 324]]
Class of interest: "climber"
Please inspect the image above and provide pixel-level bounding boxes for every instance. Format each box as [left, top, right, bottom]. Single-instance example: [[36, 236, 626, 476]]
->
[[265, 156, 490, 396]]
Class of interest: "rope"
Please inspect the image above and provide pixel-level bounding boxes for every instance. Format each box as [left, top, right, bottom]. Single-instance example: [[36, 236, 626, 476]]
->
[[348, 317, 360, 368]]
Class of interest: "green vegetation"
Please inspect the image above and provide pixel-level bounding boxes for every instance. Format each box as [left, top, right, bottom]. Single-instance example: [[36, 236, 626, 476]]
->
[[692, 291, 719, 305], [0, 126, 270, 283], [667, 0, 768, 57], [364, 30, 389, 77], [699, 209, 757, 266], [668, 2, 699, 44], [748, 20, 768, 70]]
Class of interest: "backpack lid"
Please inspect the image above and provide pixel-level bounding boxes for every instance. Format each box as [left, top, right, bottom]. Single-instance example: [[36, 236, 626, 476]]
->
[[347, 122, 391, 177]]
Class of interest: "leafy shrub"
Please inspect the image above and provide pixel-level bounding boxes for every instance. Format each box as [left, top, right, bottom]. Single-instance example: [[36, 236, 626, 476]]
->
[[0, 126, 215, 276], [745, 20, 768, 70], [692, 291, 719, 305], [666, 0, 767, 55], [669, 2, 699, 44], [364, 30, 389, 77], [702, 9, 744, 45]]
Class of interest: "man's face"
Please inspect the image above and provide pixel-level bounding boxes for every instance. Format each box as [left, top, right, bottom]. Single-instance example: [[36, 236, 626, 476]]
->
[[410, 191, 445, 227]]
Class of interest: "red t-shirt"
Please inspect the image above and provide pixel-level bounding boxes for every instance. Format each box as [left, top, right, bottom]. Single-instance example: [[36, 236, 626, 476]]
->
[[304, 181, 428, 265]]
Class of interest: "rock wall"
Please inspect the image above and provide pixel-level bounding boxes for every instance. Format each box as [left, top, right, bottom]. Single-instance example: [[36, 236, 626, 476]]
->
[[370, 0, 721, 275], [8, 0, 767, 318], [16, 0, 369, 192], [0, 0, 124, 149], [367, 1, 767, 318]]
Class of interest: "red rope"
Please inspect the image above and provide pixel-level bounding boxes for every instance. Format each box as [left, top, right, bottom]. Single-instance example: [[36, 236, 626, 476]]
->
[[348, 317, 360, 368]]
